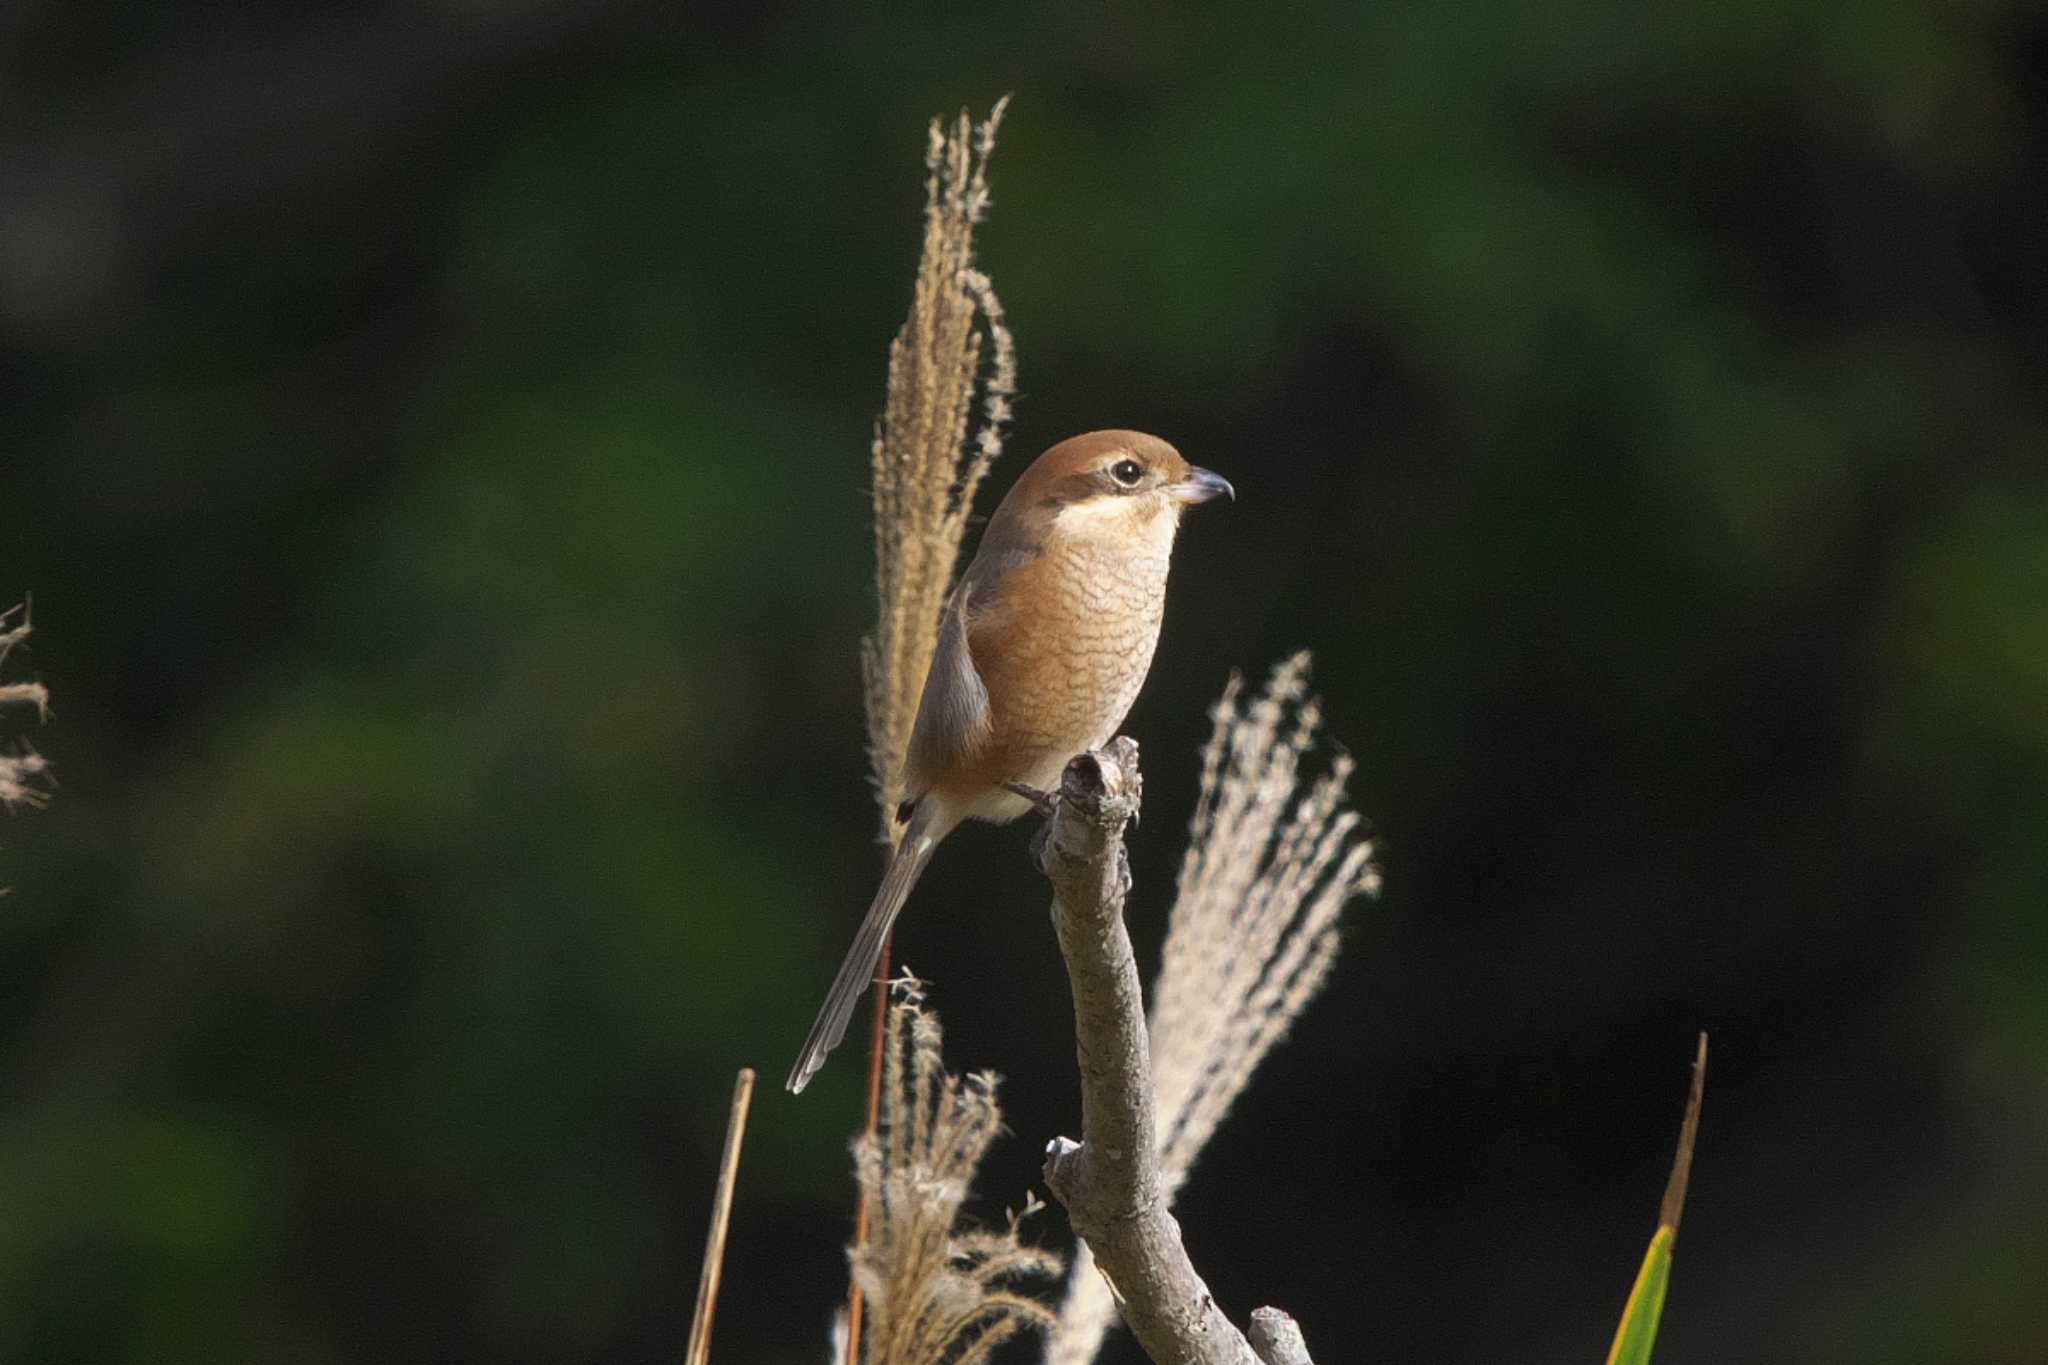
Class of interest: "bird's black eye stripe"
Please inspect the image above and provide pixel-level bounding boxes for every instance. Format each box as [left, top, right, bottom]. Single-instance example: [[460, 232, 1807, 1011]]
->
[[1109, 459, 1144, 487]]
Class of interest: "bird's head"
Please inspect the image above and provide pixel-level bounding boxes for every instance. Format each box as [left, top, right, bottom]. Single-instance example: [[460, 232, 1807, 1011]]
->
[[993, 430, 1232, 552]]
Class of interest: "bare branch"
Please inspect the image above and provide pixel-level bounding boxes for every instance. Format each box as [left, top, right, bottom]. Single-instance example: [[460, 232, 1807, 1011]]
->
[[1048, 658, 1371, 1365], [1035, 740, 1314, 1365], [1247, 1310, 1315, 1365]]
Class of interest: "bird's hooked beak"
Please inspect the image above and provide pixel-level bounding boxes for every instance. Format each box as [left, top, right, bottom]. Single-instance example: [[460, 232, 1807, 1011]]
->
[[1167, 466, 1235, 505]]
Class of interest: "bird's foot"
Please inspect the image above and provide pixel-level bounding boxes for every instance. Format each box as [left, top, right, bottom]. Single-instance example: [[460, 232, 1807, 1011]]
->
[[1013, 780, 1060, 866], [1002, 779, 1060, 820]]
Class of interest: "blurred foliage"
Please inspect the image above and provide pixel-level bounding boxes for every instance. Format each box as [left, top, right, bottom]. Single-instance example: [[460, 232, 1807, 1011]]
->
[[1, 1, 2045, 1363]]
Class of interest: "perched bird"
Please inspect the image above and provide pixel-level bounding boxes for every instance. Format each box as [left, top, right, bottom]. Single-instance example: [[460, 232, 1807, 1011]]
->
[[787, 430, 1232, 1093]]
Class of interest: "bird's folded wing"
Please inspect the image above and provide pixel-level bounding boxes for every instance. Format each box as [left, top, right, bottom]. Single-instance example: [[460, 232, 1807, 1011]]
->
[[903, 582, 994, 794]]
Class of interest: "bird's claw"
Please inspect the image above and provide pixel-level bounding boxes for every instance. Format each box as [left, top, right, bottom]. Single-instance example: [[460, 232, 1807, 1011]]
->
[[1003, 779, 1060, 820]]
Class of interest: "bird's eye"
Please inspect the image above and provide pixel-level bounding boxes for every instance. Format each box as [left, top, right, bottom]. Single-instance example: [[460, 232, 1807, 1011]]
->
[[1109, 459, 1145, 487]]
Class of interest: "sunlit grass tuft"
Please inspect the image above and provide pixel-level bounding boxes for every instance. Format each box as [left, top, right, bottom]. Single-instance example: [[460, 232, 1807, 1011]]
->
[[852, 974, 1063, 1365], [0, 601, 50, 811]]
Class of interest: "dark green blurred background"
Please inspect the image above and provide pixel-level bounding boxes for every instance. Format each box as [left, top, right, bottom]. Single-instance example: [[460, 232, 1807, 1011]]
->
[[3, 2, 2046, 1362]]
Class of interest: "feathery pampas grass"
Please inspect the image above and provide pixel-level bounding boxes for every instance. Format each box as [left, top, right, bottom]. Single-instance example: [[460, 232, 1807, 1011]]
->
[[847, 97, 1017, 1364], [851, 975, 1064, 1365], [1045, 652, 1380, 1365], [862, 97, 1016, 837], [0, 602, 50, 810]]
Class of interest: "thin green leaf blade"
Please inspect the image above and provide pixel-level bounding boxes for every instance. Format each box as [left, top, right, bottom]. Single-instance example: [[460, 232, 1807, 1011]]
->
[[1603, 1033, 1707, 1365], [1605, 1225, 1674, 1365]]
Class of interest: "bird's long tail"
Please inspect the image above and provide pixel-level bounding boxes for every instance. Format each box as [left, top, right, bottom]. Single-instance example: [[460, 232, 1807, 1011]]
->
[[786, 804, 945, 1094]]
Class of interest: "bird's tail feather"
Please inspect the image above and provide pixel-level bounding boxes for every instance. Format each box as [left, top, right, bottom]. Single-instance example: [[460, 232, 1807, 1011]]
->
[[785, 808, 943, 1094]]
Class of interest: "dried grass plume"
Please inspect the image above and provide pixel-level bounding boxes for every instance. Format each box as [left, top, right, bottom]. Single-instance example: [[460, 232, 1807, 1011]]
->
[[852, 974, 1064, 1365], [862, 98, 1016, 837], [0, 601, 50, 810], [1046, 652, 1380, 1365]]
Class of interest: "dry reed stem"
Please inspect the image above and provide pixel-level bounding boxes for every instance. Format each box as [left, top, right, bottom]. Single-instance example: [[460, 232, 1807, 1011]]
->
[[851, 975, 1063, 1365], [0, 601, 51, 810], [1046, 654, 1378, 1365], [685, 1068, 756, 1365]]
